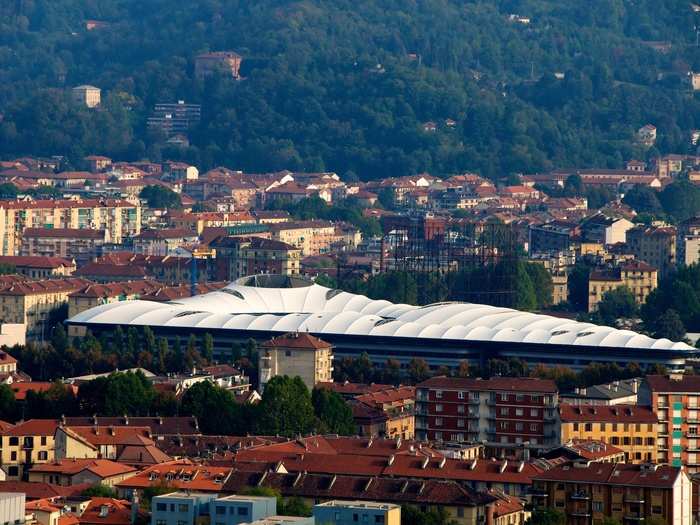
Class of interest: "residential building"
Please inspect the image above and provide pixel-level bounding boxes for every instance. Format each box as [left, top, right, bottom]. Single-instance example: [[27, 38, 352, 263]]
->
[[677, 216, 700, 266], [531, 463, 691, 525], [579, 214, 634, 245], [0, 277, 90, 340], [27, 459, 136, 487], [559, 404, 658, 463], [116, 461, 231, 498], [559, 378, 642, 406], [269, 221, 343, 256], [195, 52, 242, 80], [72, 85, 101, 108], [587, 260, 658, 312], [147, 102, 202, 138], [163, 162, 199, 181], [210, 495, 278, 525], [313, 501, 400, 525], [0, 420, 58, 480], [639, 374, 700, 470], [150, 493, 215, 525], [0, 351, 17, 375], [168, 211, 255, 235], [352, 386, 415, 439], [210, 236, 300, 281], [54, 425, 156, 461], [0, 199, 141, 255], [84, 156, 112, 173], [637, 124, 657, 146], [20, 229, 109, 266], [540, 439, 626, 464], [0, 256, 76, 279], [132, 229, 199, 256], [626, 225, 677, 277], [415, 377, 559, 456], [0, 493, 25, 525], [528, 221, 578, 255], [259, 333, 333, 392], [80, 497, 146, 525]]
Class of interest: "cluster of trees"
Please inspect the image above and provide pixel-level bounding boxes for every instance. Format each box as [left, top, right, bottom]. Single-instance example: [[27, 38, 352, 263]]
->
[[329, 264, 553, 311], [641, 264, 700, 339], [139, 185, 182, 209], [624, 180, 700, 223], [535, 173, 616, 210], [0, 1, 699, 180], [268, 196, 381, 237], [8, 324, 259, 383], [334, 350, 666, 392], [0, 370, 355, 438]]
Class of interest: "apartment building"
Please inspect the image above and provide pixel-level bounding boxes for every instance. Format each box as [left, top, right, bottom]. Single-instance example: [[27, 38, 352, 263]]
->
[[211, 236, 300, 282], [194, 51, 242, 80], [559, 404, 658, 463], [352, 386, 415, 439], [0, 277, 90, 340], [313, 501, 400, 525], [0, 256, 76, 279], [579, 214, 634, 245], [677, 215, 700, 266], [559, 378, 641, 406], [72, 85, 101, 108], [639, 374, 700, 470], [269, 220, 344, 256], [0, 198, 141, 255], [20, 228, 109, 266], [27, 458, 136, 487], [132, 229, 199, 256], [587, 260, 658, 312], [259, 333, 333, 392], [531, 463, 691, 525], [415, 377, 559, 456], [168, 211, 255, 235], [0, 419, 58, 480], [626, 225, 677, 277]]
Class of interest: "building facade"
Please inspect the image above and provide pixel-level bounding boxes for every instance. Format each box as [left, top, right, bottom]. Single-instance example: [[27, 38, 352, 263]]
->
[[559, 404, 658, 463], [20, 228, 109, 266], [415, 377, 559, 455], [313, 501, 400, 525], [72, 85, 101, 108], [626, 225, 677, 277], [587, 261, 658, 312], [259, 333, 333, 392]]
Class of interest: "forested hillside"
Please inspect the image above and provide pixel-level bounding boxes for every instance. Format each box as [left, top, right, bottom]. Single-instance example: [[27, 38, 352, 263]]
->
[[0, 0, 699, 179]]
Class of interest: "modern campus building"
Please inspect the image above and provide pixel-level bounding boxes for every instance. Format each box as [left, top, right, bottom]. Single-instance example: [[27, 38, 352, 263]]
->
[[66, 274, 696, 372]]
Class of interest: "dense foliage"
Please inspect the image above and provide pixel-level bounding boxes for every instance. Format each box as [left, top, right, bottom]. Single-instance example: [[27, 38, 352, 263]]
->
[[1, 1, 699, 179], [641, 264, 700, 335]]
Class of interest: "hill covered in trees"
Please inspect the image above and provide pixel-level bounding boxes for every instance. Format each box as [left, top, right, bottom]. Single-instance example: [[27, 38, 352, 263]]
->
[[0, 0, 699, 179]]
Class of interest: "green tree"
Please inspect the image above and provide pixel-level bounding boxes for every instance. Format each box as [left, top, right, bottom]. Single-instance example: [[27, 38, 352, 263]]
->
[[652, 309, 687, 341], [311, 388, 355, 435], [0, 384, 16, 421], [408, 358, 431, 383], [525, 508, 566, 525], [0, 184, 18, 199], [596, 287, 638, 325], [139, 185, 182, 209], [180, 381, 245, 434], [256, 376, 316, 436], [203, 333, 214, 363], [81, 485, 118, 498], [402, 505, 458, 525]]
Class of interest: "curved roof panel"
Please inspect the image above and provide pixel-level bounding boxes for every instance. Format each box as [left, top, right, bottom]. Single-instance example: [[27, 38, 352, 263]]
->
[[67, 275, 695, 352]]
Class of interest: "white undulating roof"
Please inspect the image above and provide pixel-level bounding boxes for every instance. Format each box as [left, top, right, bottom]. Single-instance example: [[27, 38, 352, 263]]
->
[[68, 277, 693, 351]]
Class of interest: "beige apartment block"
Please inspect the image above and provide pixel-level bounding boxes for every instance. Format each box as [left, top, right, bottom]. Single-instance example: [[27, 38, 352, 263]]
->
[[259, 332, 333, 392]]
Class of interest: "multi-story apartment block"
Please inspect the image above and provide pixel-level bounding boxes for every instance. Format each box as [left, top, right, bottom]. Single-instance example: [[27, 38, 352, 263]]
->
[[211, 236, 300, 281], [0, 277, 90, 340], [0, 199, 141, 255], [20, 228, 109, 266], [0, 419, 58, 480], [528, 221, 578, 255], [147, 101, 202, 138], [151, 492, 276, 525], [132, 228, 199, 256], [0, 255, 76, 279], [415, 377, 559, 455], [626, 225, 677, 277], [676, 215, 700, 266], [559, 404, 658, 463], [352, 386, 415, 439], [639, 374, 700, 470], [313, 501, 400, 525], [531, 463, 691, 525], [579, 214, 634, 245], [168, 211, 255, 235], [559, 378, 641, 406], [270, 221, 344, 256], [259, 333, 333, 392], [587, 260, 658, 312]]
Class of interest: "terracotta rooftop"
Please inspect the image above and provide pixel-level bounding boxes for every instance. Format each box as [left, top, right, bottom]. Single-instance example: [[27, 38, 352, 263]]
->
[[417, 376, 558, 393], [534, 462, 680, 488], [115, 460, 232, 492], [0, 256, 75, 269], [62, 416, 200, 436], [645, 374, 700, 393], [261, 332, 331, 350], [29, 459, 136, 478], [2, 419, 59, 437], [559, 403, 657, 423], [0, 481, 90, 500], [355, 386, 415, 408]]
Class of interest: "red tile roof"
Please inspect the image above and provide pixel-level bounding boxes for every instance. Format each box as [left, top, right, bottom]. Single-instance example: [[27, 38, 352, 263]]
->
[[30, 459, 136, 478], [261, 332, 331, 350], [0, 256, 74, 269], [64, 426, 154, 446], [2, 419, 59, 436], [0, 481, 91, 500], [11, 382, 78, 401], [79, 498, 145, 525], [356, 386, 415, 408], [534, 463, 680, 488], [115, 460, 232, 492], [645, 374, 700, 393], [417, 376, 557, 393], [316, 382, 393, 397]]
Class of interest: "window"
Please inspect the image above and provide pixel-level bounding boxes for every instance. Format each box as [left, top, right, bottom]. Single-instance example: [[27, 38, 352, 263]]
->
[[178, 505, 189, 513], [7, 467, 17, 477], [593, 502, 603, 512], [500, 408, 508, 416], [500, 422, 508, 430], [457, 419, 465, 428], [530, 424, 538, 431], [515, 423, 523, 431], [500, 393, 508, 401], [530, 409, 538, 417], [573, 423, 579, 432], [600, 423, 606, 432], [285, 350, 292, 357], [612, 423, 618, 432], [457, 405, 465, 414], [515, 408, 523, 416], [436, 404, 443, 412], [374, 516, 384, 524], [436, 390, 443, 399], [10, 452, 16, 461], [155, 504, 166, 512], [652, 506, 662, 514], [584, 423, 592, 432], [623, 437, 631, 445], [156, 521, 166, 525], [237, 508, 248, 516], [40, 436, 47, 446], [435, 418, 443, 426], [458, 391, 465, 400], [38, 451, 48, 461], [215, 507, 226, 515], [515, 394, 524, 402], [353, 514, 359, 522], [8, 437, 17, 446]]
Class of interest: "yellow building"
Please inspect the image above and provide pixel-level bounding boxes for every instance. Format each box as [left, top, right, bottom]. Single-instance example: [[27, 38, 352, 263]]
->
[[0, 419, 58, 480], [532, 463, 691, 525], [0, 277, 90, 340], [270, 220, 343, 256], [587, 260, 657, 312], [354, 386, 415, 440], [0, 198, 141, 255], [259, 332, 333, 392], [72, 85, 101, 108], [626, 224, 676, 277], [28, 458, 136, 487], [559, 403, 658, 463]]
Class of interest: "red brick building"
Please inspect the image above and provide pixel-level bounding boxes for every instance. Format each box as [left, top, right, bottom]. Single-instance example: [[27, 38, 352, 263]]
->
[[416, 377, 559, 457]]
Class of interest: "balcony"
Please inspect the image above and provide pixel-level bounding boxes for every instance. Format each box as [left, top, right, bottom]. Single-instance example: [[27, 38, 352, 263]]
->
[[570, 512, 591, 518], [624, 516, 645, 522], [624, 496, 645, 504], [570, 492, 591, 501]]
